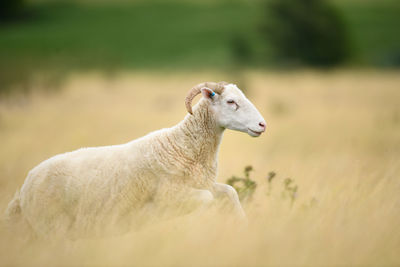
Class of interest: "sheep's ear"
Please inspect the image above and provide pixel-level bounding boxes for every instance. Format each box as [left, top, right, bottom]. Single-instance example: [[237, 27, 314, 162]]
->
[[201, 87, 216, 101]]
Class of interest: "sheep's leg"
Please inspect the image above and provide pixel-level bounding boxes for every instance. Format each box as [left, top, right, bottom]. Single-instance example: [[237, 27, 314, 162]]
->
[[212, 183, 247, 221], [179, 188, 214, 213], [153, 186, 214, 217]]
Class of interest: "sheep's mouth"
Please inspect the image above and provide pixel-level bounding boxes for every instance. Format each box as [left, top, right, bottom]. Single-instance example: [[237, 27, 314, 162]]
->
[[248, 128, 263, 137]]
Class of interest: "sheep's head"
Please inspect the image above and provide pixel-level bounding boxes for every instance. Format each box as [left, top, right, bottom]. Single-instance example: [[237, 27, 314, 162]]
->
[[185, 82, 266, 137]]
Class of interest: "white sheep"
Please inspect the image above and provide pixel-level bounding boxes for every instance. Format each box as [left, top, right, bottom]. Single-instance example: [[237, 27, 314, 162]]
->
[[5, 81, 266, 238]]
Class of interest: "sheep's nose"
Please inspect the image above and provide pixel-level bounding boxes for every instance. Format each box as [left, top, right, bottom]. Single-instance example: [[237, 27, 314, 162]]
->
[[259, 122, 266, 131]]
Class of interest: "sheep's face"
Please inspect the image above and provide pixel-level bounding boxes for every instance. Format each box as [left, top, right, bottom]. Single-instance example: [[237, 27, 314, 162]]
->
[[201, 84, 266, 137]]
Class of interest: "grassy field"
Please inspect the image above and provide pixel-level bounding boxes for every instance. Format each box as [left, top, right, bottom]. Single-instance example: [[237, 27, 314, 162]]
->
[[0, 70, 399, 266], [1, 0, 400, 91]]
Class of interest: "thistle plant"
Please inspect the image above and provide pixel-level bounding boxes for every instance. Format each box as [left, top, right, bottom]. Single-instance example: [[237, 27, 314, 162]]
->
[[227, 165, 257, 202], [266, 171, 276, 196], [227, 166, 306, 209], [282, 178, 298, 208]]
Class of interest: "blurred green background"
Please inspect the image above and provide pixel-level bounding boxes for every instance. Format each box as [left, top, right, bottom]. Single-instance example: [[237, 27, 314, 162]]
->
[[1, 0, 400, 93]]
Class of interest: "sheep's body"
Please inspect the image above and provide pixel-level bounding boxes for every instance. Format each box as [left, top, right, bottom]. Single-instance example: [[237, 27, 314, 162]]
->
[[7, 100, 224, 237], [6, 82, 266, 238]]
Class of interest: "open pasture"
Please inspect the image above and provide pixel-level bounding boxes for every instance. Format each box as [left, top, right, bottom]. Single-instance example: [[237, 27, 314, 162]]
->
[[0, 70, 399, 266]]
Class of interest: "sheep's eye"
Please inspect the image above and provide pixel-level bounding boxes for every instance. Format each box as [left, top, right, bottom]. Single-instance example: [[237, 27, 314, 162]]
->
[[227, 100, 239, 110]]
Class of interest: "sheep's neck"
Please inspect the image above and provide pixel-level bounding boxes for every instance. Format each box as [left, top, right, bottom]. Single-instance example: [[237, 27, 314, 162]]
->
[[175, 100, 224, 166]]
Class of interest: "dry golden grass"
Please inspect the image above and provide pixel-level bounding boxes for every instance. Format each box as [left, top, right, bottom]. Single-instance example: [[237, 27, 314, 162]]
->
[[1, 70, 399, 266]]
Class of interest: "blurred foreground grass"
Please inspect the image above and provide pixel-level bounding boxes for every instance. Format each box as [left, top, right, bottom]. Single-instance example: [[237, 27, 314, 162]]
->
[[0, 70, 399, 266]]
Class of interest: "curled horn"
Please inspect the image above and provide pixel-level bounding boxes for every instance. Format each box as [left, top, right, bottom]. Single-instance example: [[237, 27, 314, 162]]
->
[[185, 81, 228, 115]]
